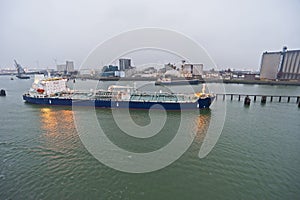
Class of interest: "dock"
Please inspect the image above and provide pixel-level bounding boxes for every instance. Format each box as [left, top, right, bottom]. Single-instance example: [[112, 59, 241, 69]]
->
[[215, 93, 300, 104]]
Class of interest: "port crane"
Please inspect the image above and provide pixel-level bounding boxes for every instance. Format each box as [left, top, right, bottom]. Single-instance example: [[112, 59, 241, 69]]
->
[[14, 60, 30, 79]]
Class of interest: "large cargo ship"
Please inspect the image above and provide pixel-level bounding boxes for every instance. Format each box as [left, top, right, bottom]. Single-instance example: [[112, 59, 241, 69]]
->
[[23, 75, 214, 110], [155, 77, 200, 85]]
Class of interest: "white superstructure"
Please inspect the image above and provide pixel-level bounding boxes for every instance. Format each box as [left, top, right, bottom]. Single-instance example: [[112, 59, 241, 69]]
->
[[32, 75, 68, 95], [42, 78, 68, 95]]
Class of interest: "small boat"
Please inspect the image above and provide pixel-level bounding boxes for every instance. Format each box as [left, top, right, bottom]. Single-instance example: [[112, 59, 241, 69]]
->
[[155, 77, 200, 85], [23, 75, 214, 110], [16, 75, 30, 79]]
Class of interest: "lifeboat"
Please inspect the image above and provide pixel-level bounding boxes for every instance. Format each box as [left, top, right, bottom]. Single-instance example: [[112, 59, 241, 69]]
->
[[37, 88, 45, 93]]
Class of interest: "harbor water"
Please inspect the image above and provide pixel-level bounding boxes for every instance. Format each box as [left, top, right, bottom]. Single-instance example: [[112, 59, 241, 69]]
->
[[0, 76, 299, 199]]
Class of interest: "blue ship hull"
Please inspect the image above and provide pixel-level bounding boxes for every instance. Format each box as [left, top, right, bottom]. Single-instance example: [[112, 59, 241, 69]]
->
[[23, 95, 214, 110]]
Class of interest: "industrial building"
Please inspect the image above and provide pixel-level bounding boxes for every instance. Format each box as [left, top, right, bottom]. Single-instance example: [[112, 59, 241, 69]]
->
[[260, 47, 300, 80], [182, 63, 203, 76], [56, 61, 75, 72], [278, 49, 300, 80], [100, 65, 124, 77], [119, 58, 131, 71]]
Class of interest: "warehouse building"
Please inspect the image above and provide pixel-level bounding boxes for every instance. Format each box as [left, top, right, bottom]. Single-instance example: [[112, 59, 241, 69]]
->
[[260, 47, 300, 80]]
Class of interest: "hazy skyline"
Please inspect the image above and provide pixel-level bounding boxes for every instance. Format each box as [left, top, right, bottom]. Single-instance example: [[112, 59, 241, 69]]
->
[[0, 0, 299, 70]]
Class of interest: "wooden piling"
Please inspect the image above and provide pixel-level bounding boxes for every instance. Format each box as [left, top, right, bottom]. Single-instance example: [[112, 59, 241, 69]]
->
[[287, 96, 290, 103], [244, 95, 251, 106], [279, 96, 281, 102], [231, 94, 233, 101], [297, 97, 299, 103], [0, 89, 6, 96], [223, 94, 225, 100], [270, 96, 273, 102], [238, 95, 241, 101], [261, 96, 267, 104], [254, 96, 256, 102]]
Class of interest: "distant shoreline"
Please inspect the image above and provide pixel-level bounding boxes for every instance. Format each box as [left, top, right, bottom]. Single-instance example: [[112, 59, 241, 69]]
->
[[2, 74, 299, 86], [219, 79, 300, 86], [96, 77, 300, 86]]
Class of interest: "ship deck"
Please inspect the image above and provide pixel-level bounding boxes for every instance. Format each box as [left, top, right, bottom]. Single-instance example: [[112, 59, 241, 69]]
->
[[129, 93, 196, 103], [25, 90, 211, 104]]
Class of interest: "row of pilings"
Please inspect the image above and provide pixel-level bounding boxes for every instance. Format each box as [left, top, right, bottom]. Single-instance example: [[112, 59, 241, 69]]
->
[[215, 94, 300, 107]]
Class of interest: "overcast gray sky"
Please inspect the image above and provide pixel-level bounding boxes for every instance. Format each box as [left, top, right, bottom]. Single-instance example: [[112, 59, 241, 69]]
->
[[0, 0, 299, 70]]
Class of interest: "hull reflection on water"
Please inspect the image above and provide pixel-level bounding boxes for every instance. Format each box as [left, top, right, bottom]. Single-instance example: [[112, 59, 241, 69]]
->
[[38, 106, 212, 157], [194, 109, 211, 143], [40, 107, 75, 138], [37, 107, 79, 160]]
